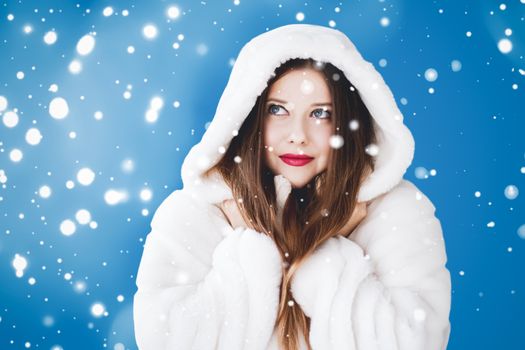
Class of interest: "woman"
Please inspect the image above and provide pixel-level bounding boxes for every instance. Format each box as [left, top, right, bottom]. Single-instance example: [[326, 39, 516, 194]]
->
[[133, 24, 452, 350]]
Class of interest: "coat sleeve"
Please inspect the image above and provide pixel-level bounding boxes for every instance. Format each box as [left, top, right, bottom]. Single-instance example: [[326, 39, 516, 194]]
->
[[290, 180, 452, 350], [133, 189, 283, 350]]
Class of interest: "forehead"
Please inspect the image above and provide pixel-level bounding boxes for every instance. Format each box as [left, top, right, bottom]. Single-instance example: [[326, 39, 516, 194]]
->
[[267, 67, 332, 101]]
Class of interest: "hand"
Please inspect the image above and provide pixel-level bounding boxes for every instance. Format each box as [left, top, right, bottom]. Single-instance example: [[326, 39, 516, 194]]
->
[[218, 175, 292, 230], [338, 201, 369, 238]]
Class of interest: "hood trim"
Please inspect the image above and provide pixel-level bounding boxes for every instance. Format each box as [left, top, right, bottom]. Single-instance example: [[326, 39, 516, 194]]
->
[[181, 24, 415, 202]]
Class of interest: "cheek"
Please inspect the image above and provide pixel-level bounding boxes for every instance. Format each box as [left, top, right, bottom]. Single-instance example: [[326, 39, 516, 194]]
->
[[263, 121, 279, 147], [312, 126, 332, 156]]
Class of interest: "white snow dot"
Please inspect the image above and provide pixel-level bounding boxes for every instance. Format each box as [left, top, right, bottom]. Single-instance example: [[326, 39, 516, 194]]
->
[[466, 31, 472, 37], [140, 188, 153, 202], [517, 224, 525, 239], [348, 119, 359, 131], [451, 60, 462, 72], [103, 7, 114, 16], [43, 315, 54, 327], [104, 189, 128, 205], [511, 83, 518, 90], [300, 79, 315, 95], [0, 96, 7, 111], [400, 97, 408, 105], [150, 96, 164, 110], [143, 24, 158, 39], [64, 272, 72, 280], [116, 295, 125, 302], [0, 170, 7, 184], [424, 68, 438, 82], [415, 167, 429, 179], [114, 343, 125, 350], [487, 221, 495, 228], [49, 97, 69, 119], [26, 128, 43, 145], [68, 59, 82, 74], [74, 281, 87, 293], [234, 156, 242, 164], [75, 209, 92, 225], [3, 110, 19, 128], [60, 219, 76, 236], [504, 28, 512, 36], [196, 43, 208, 55], [127, 46, 135, 54], [48, 84, 58, 92], [365, 143, 379, 157], [328, 20, 336, 27], [173, 100, 181, 108], [10, 149, 23, 162], [499, 3, 506, 10], [39, 185, 52, 198], [66, 180, 75, 189], [77, 167, 95, 186], [329, 135, 344, 149], [121, 158, 134, 173], [16, 71, 25, 80], [167, 6, 181, 19], [76, 34, 96, 55], [145, 109, 159, 123], [23, 25, 33, 34], [7, 14, 14, 21], [296, 12, 305, 21], [497, 38, 512, 54], [504, 185, 519, 200], [94, 111, 103, 120], [13, 254, 28, 277], [379, 58, 387, 67], [44, 31, 57, 45], [380, 17, 390, 27], [91, 302, 106, 317], [474, 191, 481, 198]]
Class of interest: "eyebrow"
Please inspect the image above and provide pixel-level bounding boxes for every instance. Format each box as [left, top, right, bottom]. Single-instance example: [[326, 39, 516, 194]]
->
[[266, 98, 332, 107]]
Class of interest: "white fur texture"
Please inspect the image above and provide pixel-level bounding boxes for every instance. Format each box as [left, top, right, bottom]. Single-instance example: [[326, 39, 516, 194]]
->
[[134, 23, 451, 350], [180, 23, 415, 202]]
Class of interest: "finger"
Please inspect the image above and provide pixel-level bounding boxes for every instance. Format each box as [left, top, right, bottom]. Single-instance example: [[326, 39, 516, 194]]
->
[[274, 175, 292, 210]]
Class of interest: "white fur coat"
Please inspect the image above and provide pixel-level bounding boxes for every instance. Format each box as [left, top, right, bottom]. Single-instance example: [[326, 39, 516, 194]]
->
[[133, 23, 452, 350]]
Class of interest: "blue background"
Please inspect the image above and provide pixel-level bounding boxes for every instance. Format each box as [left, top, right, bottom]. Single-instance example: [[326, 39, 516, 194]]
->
[[1, 0, 524, 349]]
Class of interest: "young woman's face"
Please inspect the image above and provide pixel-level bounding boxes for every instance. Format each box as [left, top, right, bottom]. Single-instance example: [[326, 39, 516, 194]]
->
[[263, 67, 334, 189]]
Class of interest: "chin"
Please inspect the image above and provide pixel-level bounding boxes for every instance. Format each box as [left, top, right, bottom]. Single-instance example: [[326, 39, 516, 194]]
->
[[284, 174, 311, 189]]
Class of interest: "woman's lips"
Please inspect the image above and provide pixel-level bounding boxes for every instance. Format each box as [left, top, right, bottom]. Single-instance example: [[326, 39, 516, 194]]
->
[[279, 154, 314, 167]]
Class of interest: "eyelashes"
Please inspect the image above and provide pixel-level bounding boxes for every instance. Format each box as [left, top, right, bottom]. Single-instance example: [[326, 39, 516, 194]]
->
[[267, 104, 332, 119]]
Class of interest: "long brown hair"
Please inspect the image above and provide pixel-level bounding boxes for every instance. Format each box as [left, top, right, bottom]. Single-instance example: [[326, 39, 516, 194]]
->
[[204, 58, 377, 349]]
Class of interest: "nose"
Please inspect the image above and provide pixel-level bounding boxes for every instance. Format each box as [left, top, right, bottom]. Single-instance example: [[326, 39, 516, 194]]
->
[[287, 118, 308, 145]]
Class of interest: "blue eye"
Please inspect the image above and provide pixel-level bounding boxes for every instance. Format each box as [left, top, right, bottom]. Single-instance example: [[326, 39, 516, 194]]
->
[[267, 104, 332, 119], [312, 108, 331, 119], [268, 104, 286, 115]]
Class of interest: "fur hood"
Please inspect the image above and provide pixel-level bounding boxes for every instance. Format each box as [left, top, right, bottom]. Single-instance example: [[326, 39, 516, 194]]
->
[[134, 24, 451, 350], [180, 23, 415, 203]]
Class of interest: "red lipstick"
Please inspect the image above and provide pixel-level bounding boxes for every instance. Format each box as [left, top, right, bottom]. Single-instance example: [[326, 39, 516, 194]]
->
[[279, 153, 314, 167]]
